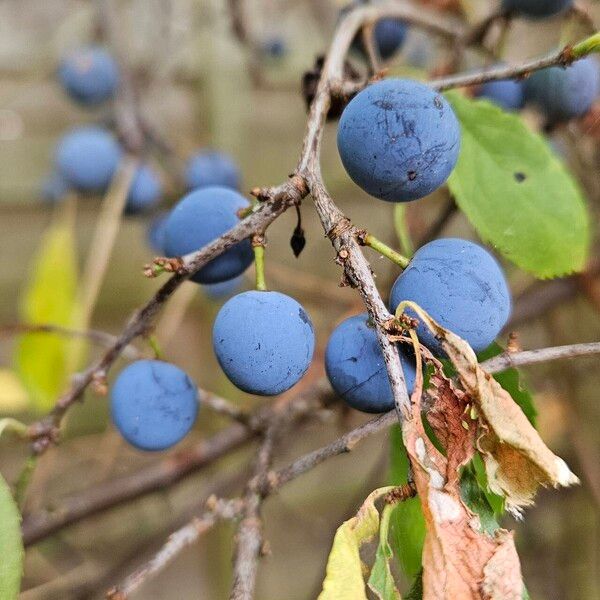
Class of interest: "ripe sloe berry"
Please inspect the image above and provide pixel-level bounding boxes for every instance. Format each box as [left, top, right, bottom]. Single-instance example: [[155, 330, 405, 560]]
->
[[325, 313, 417, 413], [163, 186, 254, 284], [337, 79, 460, 202], [524, 57, 600, 123], [185, 150, 241, 191], [58, 46, 119, 106], [56, 126, 122, 192], [475, 79, 524, 111], [389, 238, 511, 354], [212, 291, 315, 395], [111, 360, 199, 451], [126, 165, 162, 214]]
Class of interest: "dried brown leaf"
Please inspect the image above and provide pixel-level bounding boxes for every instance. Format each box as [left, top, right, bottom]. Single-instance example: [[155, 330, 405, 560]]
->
[[403, 368, 522, 600], [397, 301, 579, 513]]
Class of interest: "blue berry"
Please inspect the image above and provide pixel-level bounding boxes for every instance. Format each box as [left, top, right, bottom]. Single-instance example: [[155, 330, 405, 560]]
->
[[185, 151, 241, 191], [502, 0, 572, 18], [163, 187, 254, 284], [56, 126, 122, 192], [111, 360, 199, 451], [262, 38, 287, 58], [389, 239, 511, 355], [337, 79, 460, 202], [126, 165, 162, 214], [343, 2, 407, 60], [353, 19, 407, 60], [325, 313, 417, 413], [203, 275, 244, 301], [524, 57, 600, 123], [147, 211, 169, 254], [475, 79, 524, 111], [41, 171, 70, 203], [212, 291, 315, 395], [58, 46, 119, 106]]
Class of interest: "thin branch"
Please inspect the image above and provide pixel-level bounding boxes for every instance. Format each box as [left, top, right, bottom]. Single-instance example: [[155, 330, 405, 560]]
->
[[430, 40, 596, 91], [26, 189, 299, 453], [107, 498, 243, 600], [481, 342, 600, 373], [0, 323, 141, 361], [22, 382, 335, 546], [229, 425, 277, 600], [203, 393, 251, 425], [268, 411, 397, 492]]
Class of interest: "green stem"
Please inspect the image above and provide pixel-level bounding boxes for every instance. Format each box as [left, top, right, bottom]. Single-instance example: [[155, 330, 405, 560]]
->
[[254, 244, 267, 291], [572, 32, 600, 58], [363, 234, 410, 269], [393, 205, 414, 258], [148, 335, 163, 359], [15, 455, 37, 510], [0, 418, 28, 439]]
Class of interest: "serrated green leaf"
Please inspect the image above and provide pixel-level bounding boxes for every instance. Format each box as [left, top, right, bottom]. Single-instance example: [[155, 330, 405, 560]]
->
[[0, 473, 23, 599], [368, 504, 402, 600], [389, 426, 426, 579], [318, 486, 395, 600], [479, 343, 537, 426], [446, 91, 590, 278], [15, 203, 80, 412]]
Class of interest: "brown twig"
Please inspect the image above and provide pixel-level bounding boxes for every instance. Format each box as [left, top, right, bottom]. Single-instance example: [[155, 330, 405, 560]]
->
[[430, 43, 587, 91], [480, 342, 600, 372], [229, 425, 277, 600], [0, 323, 141, 361], [107, 497, 243, 600], [22, 382, 335, 546]]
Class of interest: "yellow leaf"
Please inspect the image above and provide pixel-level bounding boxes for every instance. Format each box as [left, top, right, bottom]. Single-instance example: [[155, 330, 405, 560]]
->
[[318, 486, 395, 600], [0, 370, 29, 413], [15, 201, 81, 412]]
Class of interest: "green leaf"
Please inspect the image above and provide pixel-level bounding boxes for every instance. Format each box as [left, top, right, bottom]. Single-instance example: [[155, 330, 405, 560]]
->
[[478, 343, 537, 426], [15, 203, 81, 412], [318, 486, 395, 600], [0, 473, 23, 599], [393, 205, 414, 258], [471, 452, 505, 517], [446, 91, 590, 278], [404, 571, 423, 600], [368, 504, 402, 600], [388, 427, 426, 579], [460, 468, 500, 535]]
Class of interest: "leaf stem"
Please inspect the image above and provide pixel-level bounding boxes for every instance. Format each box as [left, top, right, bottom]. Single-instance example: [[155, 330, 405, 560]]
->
[[253, 237, 267, 291], [362, 233, 411, 269], [572, 32, 600, 58]]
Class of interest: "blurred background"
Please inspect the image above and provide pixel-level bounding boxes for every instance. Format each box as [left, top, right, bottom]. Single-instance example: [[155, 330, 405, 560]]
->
[[0, 0, 599, 598]]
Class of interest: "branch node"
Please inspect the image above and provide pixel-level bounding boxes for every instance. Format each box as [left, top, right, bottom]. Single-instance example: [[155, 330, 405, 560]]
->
[[326, 217, 353, 241], [144, 257, 185, 278]]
